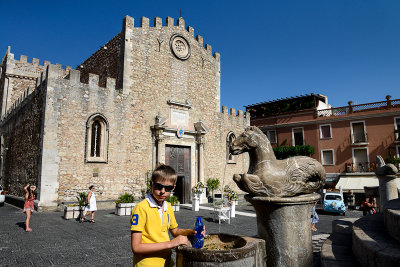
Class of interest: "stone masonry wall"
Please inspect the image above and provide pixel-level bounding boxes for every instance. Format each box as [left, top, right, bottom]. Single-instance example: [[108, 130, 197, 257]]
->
[[0, 80, 45, 197], [44, 67, 143, 202], [120, 16, 248, 194], [205, 108, 250, 193], [0, 49, 70, 117], [78, 33, 122, 88]]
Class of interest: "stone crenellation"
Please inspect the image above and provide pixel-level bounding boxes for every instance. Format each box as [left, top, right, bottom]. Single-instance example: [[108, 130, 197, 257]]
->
[[0, 65, 117, 124], [126, 16, 220, 61], [221, 105, 250, 119], [10, 51, 72, 73]]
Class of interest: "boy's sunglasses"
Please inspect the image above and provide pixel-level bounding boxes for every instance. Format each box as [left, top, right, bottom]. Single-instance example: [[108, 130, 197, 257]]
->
[[153, 182, 175, 192]]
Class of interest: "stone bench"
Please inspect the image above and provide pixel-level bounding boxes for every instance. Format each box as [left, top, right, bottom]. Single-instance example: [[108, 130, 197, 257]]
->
[[384, 198, 400, 243], [352, 214, 400, 267]]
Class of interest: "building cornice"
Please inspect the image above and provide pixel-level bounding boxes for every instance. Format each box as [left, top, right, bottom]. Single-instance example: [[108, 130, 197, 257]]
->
[[259, 110, 400, 130]]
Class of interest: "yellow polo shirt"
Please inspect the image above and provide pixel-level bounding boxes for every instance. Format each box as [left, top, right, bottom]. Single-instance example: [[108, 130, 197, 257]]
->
[[131, 195, 178, 267]]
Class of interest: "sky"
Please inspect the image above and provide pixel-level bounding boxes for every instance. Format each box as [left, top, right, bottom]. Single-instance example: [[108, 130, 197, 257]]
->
[[1, 0, 399, 111]]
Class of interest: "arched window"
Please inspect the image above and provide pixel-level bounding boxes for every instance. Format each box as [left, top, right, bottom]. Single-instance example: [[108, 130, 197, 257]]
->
[[226, 132, 236, 164], [86, 114, 108, 163]]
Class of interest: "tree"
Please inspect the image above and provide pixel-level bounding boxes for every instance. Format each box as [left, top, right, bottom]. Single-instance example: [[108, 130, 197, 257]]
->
[[206, 178, 220, 201]]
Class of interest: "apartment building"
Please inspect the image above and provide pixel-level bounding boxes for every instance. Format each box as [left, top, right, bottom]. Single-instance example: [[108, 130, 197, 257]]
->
[[246, 94, 400, 193]]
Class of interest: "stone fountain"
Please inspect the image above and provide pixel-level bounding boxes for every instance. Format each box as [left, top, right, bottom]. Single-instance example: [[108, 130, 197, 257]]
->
[[230, 126, 326, 266]]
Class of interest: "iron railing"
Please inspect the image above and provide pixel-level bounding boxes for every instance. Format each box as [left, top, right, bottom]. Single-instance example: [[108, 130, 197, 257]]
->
[[317, 98, 400, 118], [345, 162, 377, 173]]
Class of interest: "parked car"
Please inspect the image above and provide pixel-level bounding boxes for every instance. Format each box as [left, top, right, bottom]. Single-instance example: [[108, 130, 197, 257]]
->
[[323, 192, 346, 215], [0, 185, 5, 206]]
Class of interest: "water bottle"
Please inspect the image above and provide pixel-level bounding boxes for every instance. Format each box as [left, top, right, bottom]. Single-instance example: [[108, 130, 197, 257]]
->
[[192, 217, 204, 249]]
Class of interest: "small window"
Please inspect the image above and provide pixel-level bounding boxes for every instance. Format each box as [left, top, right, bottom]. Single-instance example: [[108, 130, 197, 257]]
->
[[395, 117, 400, 141], [292, 127, 304, 146], [86, 114, 109, 163], [325, 194, 342, 201], [351, 121, 367, 143], [320, 124, 332, 139], [226, 132, 236, 164], [321, 149, 334, 165], [267, 130, 277, 144]]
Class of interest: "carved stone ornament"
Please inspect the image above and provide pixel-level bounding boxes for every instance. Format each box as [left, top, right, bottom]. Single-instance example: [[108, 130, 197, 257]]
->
[[230, 126, 326, 197], [177, 127, 184, 138], [170, 34, 191, 60]]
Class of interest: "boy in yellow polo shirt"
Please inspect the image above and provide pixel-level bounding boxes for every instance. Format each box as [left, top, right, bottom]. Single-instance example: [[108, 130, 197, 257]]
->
[[131, 164, 202, 266]]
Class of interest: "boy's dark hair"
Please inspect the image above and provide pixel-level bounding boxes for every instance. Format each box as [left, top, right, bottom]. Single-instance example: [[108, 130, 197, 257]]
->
[[151, 164, 177, 184], [89, 185, 95, 190]]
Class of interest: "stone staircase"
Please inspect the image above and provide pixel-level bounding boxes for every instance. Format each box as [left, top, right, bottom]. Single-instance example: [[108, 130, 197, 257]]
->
[[321, 198, 400, 267]]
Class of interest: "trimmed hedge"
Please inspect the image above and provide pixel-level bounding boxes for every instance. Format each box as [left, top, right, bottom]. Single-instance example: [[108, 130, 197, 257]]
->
[[273, 145, 315, 159]]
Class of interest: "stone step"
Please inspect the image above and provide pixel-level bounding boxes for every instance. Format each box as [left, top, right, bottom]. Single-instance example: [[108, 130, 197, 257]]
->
[[321, 219, 360, 267], [353, 213, 400, 267], [332, 217, 358, 234], [384, 198, 400, 243]]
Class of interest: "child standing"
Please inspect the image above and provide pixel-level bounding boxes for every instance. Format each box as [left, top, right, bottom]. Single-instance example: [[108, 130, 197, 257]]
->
[[311, 201, 319, 232], [23, 184, 36, 232], [131, 164, 203, 266]]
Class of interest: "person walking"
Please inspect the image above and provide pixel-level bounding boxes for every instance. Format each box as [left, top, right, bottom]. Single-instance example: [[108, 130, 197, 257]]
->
[[311, 201, 319, 232], [80, 185, 97, 223], [23, 184, 36, 232]]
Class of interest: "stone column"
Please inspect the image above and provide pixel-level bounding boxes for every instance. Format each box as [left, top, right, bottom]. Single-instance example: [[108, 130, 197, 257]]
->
[[245, 193, 320, 267], [152, 135, 157, 170], [196, 134, 205, 203], [196, 135, 205, 185], [156, 135, 165, 165], [378, 175, 399, 209]]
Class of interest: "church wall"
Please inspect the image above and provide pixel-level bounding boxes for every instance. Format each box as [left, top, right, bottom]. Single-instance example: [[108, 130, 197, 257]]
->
[[0, 79, 45, 198], [78, 33, 123, 88], [43, 66, 147, 204], [0, 49, 70, 117], [205, 108, 250, 193], [120, 16, 249, 194]]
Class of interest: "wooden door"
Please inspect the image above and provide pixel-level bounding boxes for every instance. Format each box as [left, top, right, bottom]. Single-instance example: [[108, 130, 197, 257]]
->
[[165, 146, 191, 204]]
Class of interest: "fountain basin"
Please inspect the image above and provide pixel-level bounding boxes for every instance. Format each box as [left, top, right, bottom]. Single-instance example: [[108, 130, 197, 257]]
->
[[176, 233, 265, 266]]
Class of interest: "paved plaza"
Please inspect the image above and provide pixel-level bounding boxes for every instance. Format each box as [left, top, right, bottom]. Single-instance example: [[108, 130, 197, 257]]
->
[[0, 201, 363, 266]]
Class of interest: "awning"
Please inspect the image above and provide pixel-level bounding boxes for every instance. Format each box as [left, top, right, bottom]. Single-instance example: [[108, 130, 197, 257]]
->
[[335, 176, 400, 193]]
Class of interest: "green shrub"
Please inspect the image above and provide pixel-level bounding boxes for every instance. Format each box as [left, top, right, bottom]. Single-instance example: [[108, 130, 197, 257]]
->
[[273, 145, 315, 159], [76, 192, 87, 207], [385, 155, 400, 166], [116, 193, 135, 204], [166, 195, 179, 206]]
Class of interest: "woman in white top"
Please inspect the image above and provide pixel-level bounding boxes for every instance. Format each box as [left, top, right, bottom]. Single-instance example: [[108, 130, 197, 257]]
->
[[80, 185, 97, 223]]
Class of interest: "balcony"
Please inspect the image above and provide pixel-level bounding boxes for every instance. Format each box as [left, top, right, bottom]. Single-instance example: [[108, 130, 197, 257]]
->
[[351, 133, 368, 146], [345, 162, 377, 173], [317, 98, 400, 118]]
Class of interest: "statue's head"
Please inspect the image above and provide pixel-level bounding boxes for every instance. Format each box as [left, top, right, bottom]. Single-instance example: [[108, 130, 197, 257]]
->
[[230, 126, 262, 155]]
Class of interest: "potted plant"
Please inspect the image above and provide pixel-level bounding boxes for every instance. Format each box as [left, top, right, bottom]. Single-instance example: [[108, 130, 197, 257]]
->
[[115, 193, 136, 216], [224, 185, 238, 217], [206, 178, 220, 203], [166, 195, 180, 212], [63, 203, 80, 220], [63, 191, 87, 220], [192, 182, 203, 211]]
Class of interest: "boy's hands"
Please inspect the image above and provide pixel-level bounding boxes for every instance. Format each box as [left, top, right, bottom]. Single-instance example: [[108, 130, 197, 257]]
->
[[172, 235, 189, 247], [195, 226, 206, 237]]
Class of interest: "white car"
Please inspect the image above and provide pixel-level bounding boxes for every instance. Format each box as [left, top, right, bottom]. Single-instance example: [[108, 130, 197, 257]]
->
[[0, 185, 5, 206]]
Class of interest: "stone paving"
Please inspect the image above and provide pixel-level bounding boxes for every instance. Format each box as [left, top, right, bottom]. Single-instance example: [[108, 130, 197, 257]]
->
[[0, 202, 363, 266]]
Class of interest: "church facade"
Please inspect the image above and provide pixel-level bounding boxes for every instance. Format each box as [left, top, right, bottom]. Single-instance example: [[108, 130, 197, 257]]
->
[[0, 16, 249, 210]]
